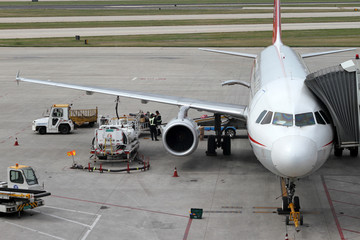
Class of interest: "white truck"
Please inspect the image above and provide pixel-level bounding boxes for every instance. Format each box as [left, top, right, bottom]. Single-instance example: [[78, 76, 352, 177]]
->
[[33, 104, 98, 134], [92, 115, 140, 160], [0, 164, 51, 214]]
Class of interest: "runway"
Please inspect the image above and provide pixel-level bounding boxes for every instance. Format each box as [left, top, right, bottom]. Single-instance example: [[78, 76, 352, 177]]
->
[[0, 12, 359, 23], [0, 22, 359, 39], [0, 47, 359, 240]]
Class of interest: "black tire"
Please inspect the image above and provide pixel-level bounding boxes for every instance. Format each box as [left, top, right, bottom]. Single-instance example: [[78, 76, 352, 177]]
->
[[334, 147, 343, 157], [300, 215, 304, 225], [38, 127, 46, 135], [350, 147, 358, 157], [294, 196, 300, 211], [97, 155, 107, 160], [225, 128, 236, 138], [207, 135, 216, 155], [282, 196, 289, 211], [59, 124, 70, 134], [89, 122, 95, 127], [285, 216, 289, 225], [222, 135, 231, 155]]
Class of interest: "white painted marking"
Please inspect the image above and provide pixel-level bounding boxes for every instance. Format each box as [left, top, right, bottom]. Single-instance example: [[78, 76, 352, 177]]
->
[[42, 205, 102, 240], [1, 220, 66, 240]]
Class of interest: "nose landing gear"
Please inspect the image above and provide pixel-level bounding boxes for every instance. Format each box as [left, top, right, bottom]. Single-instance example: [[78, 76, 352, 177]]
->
[[278, 178, 303, 232]]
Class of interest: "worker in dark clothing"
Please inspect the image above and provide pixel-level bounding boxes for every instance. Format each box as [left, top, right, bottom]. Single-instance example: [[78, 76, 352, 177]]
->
[[155, 110, 162, 136], [149, 113, 159, 141]]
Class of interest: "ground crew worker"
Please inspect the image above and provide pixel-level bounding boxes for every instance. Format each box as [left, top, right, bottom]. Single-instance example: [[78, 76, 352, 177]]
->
[[149, 113, 159, 141], [155, 110, 162, 136]]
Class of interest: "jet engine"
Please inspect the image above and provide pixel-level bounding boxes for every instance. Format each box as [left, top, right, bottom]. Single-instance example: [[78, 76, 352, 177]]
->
[[162, 107, 199, 156]]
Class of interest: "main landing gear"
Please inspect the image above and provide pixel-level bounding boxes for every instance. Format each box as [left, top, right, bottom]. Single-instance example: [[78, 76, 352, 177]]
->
[[206, 113, 231, 156], [278, 178, 303, 232]]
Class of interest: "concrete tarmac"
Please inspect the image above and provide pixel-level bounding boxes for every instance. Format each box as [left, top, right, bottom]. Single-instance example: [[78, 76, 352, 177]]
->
[[0, 47, 360, 240]]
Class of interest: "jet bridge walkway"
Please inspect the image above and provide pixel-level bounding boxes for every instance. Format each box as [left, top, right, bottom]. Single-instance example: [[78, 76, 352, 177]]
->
[[305, 60, 360, 156]]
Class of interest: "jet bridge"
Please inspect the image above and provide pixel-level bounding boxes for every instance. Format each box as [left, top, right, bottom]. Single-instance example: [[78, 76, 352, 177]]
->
[[304, 60, 360, 156]]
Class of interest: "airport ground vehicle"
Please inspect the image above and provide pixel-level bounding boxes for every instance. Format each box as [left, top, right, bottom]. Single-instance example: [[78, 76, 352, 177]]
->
[[92, 115, 141, 160], [0, 164, 51, 214], [194, 115, 245, 138], [33, 104, 97, 134]]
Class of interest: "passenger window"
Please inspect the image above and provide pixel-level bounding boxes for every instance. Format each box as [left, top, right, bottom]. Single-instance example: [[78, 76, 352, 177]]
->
[[295, 112, 315, 127], [10, 170, 24, 184], [315, 112, 325, 125], [256, 110, 267, 123], [319, 110, 330, 124], [261, 111, 273, 124], [273, 112, 293, 127]]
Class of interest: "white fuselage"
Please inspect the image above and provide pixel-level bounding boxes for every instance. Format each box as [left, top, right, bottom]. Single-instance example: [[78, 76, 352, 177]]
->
[[247, 42, 333, 178]]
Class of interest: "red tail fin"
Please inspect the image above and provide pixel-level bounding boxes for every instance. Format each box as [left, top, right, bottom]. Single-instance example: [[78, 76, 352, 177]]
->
[[272, 0, 282, 45]]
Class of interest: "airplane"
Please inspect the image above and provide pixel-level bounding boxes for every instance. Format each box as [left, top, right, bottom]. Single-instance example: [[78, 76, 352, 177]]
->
[[16, 0, 357, 230]]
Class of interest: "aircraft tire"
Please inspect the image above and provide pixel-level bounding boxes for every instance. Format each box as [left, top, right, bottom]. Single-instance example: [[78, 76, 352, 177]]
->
[[207, 135, 216, 155], [282, 196, 289, 211], [223, 136, 231, 155], [294, 196, 300, 211]]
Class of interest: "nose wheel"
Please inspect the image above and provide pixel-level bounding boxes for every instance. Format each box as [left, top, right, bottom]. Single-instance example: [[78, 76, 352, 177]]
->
[[278, 178, 303, 232]]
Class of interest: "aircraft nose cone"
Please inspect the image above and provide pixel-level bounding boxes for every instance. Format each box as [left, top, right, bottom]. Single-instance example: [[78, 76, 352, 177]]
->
[[271, 135, 317, 178]]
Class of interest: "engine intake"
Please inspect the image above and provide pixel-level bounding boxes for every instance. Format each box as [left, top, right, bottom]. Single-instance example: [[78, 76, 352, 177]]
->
[[162, 117, 199, 156]]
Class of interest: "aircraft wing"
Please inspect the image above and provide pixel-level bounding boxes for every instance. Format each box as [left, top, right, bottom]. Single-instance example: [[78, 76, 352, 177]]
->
[[16, 74, 247, 119], [301, 48, 356, 58]]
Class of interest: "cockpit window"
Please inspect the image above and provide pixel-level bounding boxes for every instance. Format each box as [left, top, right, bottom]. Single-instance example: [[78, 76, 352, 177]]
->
[[319, 110, 330, 124], [256, 110, 267, 123], [295, 112, 315, 127], [261, 111, 273, 124], [272, 112, 293, 126], [314, 111, 325, 125]]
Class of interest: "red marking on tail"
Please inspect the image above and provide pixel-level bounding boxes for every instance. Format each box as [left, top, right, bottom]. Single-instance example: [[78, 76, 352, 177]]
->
[[272, 0, 282, 45]]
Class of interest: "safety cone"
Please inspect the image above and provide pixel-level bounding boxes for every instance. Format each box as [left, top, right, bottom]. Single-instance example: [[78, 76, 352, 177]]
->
[[356, 54, 359, 59], [285, 233, 289, 240], [14, 138, 19, 146], [173, 167, 179, 177]]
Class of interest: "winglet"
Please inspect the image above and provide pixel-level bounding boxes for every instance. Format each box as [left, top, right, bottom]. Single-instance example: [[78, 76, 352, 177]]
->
[[272, 0, 282, 46]]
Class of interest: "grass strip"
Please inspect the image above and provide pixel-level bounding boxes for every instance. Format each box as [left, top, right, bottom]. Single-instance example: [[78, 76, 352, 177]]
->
[[0, 28, 359, 47]]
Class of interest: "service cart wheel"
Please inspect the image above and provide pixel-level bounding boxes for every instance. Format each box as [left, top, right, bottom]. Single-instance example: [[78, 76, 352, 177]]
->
[[225, 128, 236, 138], [300, 215, 304, 225], [59, 124, 70, 134], [285, 216, 289, 225], [38, 127, 46, 135], [334, 147, 343, 157], [350, 147, 358, 157]]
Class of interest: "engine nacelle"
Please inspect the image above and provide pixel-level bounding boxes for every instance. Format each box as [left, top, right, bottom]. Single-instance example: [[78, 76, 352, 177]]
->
[[162, 117, 199, 156]]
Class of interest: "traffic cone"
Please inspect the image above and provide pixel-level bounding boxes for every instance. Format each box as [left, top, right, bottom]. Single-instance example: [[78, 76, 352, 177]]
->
[[285, 233, 289, 240], [356, 54, 359, 59], [172, 167, 179, 177], [14, 138, 19, 146]]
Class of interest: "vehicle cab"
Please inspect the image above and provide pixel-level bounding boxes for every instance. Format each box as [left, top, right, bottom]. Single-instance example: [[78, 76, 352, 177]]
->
[[7, 164, 43, 190]]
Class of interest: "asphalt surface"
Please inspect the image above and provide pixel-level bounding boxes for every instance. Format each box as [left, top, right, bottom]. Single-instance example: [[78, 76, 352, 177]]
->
[[0, 47, 359, 240]]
